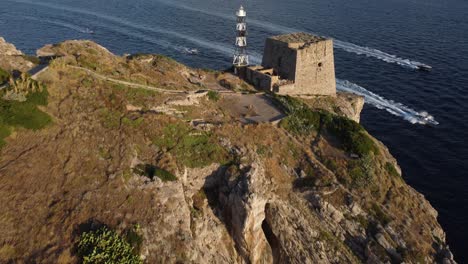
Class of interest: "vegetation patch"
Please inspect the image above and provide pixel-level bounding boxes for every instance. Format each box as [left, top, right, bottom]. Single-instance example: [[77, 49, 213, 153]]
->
[[192, 188, 207, 211], [324, 113, 379, 156], [99, 108, 122, 129], [371, 203, 392, 226], [273, 95, 321, 135], [153, 122, 231, 168], [191, 188, 207, 218], [324, 158, 338, 172], [0, 68, 9, 84], [347, 154, 376, 187], [384, 162, 400, 178], [273, 95, 378, 156], [207, 91, 220, 101], [133, 164, 177, 182], [0, 85, 51, 148], [256, 144, 272, 158], [77, 226, 142, 264], [122, 116, 144, 127]]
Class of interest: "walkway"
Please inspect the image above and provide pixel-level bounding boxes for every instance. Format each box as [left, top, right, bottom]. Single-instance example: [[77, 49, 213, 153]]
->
[[69, 66, 189, 94]]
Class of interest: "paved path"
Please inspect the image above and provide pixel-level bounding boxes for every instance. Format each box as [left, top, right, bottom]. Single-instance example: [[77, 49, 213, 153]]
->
[[69, 66, 240, 95], [30, 64, 50, 80]]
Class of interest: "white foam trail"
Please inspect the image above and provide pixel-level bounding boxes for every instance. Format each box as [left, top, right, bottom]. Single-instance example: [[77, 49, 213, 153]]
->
[[333, 40, 431, 70], [155, 0, 431, 70], [336, 79, 438, 125], [16, 15, 93, 34]]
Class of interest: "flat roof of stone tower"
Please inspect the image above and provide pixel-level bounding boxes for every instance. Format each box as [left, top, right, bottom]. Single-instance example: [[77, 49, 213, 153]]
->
[[269, 32, 327, 44]]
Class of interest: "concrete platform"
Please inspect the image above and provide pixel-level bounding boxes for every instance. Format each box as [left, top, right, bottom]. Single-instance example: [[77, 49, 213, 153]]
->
[[222, 93, 285, 124]]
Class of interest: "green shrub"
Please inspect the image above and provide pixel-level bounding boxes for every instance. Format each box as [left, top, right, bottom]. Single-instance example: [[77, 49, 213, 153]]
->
[[207, 91, 220, 101], [124, 225, 143, 254], [153, 122, 230, 168], [77, 226, 142, 264], [273, 95, 378, 156], [324, 115, 378, 156], [324, 158, 338, 172], [99, 109, 121, 129], [0, 84, 51, 149], [26, 83, 49, 106], [0, 122, 11, 148], [384, 162, 400, 178], [0, 68, 10, 84], [348, 154, 375, 187], [349, 165, 366, 186], [371, 203, 392, 226], [192, 188, 207, 211], [0, 101, 51, 130], [0, 88, 51, 130], [122, 117, 144, 127], [273, 95, 321, 135], [175, 132, 229, 168]]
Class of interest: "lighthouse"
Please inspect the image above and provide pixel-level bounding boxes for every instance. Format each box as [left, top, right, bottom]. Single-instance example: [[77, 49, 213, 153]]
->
[[233, 5, 249, 73]]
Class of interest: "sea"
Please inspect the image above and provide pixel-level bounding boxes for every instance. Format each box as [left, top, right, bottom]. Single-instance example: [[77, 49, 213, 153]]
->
[[1, 0, 467, 261]]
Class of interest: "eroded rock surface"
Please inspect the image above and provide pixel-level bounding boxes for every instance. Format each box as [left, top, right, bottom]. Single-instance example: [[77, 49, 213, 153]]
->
[[0, 37, 35, 72]]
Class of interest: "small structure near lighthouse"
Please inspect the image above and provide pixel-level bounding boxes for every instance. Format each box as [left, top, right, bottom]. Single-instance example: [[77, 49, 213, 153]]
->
[[231, 7, 336, 96], [233, 6, 249, 73]]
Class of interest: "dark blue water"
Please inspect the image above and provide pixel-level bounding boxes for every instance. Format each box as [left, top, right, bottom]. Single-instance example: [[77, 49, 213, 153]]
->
[[2, 0, 467, 261]]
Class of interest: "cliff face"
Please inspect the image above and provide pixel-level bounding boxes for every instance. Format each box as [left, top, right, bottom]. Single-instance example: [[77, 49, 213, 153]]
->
[[0, 39, 455, 263]]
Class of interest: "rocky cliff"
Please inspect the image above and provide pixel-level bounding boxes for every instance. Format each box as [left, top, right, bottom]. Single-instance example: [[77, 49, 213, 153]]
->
[[0, 37, 35, 72], [0, 39, 456, 263]]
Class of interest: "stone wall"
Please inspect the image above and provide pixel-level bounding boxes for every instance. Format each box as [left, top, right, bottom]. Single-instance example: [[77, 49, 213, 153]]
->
[[261, 39, 297, 81], [294, 39, 336, 96], [244, 66, 279, 92]]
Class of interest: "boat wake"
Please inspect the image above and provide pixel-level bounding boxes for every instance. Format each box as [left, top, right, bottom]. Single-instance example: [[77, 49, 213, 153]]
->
[[333, 40, 431, 70], [14, 15, 94, 34], [154, 0, 431, 71], [336, 79, 438, 125]]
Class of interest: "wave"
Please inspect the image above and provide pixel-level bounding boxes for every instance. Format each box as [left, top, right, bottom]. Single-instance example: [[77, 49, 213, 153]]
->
[[336, 79, 438, 125], [154, 0, 431, 70]]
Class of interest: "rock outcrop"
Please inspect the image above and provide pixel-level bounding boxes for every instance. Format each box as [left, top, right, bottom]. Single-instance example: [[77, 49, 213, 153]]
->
[[301, 92, 365, 123], [0, 37, 35, 72]]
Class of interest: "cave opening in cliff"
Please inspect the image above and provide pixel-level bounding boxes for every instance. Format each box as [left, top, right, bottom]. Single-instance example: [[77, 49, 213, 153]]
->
[[262, 205, 282, 263]]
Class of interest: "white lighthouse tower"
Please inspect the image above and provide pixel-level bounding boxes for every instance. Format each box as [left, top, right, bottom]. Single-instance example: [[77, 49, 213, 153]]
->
[[233, 5, 249, 73]]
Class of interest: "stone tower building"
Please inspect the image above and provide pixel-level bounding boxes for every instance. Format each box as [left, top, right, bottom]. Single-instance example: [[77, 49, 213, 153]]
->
[[243, 32, 336, 96]]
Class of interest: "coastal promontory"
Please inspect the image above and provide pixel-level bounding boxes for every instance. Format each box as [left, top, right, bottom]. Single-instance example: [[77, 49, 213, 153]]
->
[[0, 38, 455, 263]]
